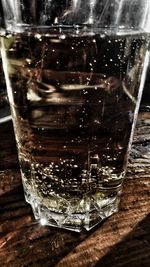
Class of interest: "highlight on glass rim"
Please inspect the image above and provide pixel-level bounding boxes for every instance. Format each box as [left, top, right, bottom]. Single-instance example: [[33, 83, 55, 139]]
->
[[1, 0, 150, 231]]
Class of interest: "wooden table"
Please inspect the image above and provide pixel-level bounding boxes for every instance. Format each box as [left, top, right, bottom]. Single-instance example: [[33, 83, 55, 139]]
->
[[0, 112, 150, 267]]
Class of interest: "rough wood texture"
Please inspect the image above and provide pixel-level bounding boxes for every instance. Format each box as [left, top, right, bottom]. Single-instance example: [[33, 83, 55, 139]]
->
[[0, 112, 150, 267]]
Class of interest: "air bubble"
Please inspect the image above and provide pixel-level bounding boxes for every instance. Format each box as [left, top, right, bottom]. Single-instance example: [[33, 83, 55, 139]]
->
[[100, 34, 105, 38], [60, 34, 66, 39], [26, 58, 32, 64], [35, 34, 42, 41], [73, 165, 78, 168], [40, 218, 47, 226]]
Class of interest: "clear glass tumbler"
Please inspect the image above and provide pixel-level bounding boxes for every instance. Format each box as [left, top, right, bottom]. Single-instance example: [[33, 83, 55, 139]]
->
[[1, 0, 150, 231]]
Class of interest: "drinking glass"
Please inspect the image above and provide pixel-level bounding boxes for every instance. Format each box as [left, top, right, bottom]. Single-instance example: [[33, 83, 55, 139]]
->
[[1, 0, 150, 231]]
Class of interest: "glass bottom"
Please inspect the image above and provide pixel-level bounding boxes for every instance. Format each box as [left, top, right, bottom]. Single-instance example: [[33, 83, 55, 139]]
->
[[24, 188, 121, 232]]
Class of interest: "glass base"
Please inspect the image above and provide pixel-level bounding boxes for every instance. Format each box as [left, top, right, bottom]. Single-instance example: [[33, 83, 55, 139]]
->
[[25, 189, 121, 232]]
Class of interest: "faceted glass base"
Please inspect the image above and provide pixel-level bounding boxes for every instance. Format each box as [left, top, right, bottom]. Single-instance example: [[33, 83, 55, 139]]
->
[[25, 189, 121, 232]]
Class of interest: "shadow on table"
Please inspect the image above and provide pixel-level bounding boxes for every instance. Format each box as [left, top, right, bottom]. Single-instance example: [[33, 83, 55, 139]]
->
[[94, 213, 150, 267], [1, 179, 150, 267], [0, 186, 97, 267]]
